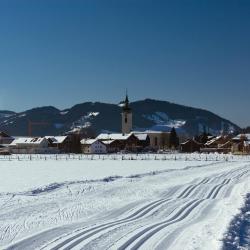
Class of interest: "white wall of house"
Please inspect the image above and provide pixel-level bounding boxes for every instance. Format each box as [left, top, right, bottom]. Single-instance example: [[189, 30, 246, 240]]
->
[[82, 140, 107, 154], [90, 141, 107, 154]]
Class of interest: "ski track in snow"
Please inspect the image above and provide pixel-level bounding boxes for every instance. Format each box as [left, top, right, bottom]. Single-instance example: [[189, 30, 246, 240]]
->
[[0, 155, 250, 250]]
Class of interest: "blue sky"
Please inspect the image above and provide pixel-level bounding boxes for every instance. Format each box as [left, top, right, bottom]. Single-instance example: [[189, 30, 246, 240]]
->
[[0, 0, 249, 127]]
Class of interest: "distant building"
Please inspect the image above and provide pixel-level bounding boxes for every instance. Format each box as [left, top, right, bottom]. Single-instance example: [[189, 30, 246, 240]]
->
[[9, 137, 58, 154], [80, 139, 107, 154], [0, 132, 14, 154], [243, 141, 250, 154], [96, 133, 139, 152], [0, 131, 14, 145], [133, 133, 150, 149], [231, 134, 250, 154], [102, 140, 122, 153], [198, 135, 232, 153], [45, 136, 71, 153], [133, 131, 170, 150], [214, 140, 233, 154], [180, 139, 203, 153], [204, 135, 231, 148]]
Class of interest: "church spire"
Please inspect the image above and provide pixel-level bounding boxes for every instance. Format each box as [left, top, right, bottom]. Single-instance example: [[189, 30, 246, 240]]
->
[[121, 91, 132, 134], [125, 89, 128, 103], [123, 90, 131, 112]]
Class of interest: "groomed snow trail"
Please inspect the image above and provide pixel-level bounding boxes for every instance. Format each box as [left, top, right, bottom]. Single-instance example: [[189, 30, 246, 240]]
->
[[1, 155, 250, 250]]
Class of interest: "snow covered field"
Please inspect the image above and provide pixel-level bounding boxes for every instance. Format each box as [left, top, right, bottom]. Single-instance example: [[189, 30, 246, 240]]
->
[[0, 153, 249, 250]]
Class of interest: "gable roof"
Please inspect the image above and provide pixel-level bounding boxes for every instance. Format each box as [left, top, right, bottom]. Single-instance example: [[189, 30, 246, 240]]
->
[[45, 136, 68, 144], [80, 139, 105, 145], [205, 136, 222, 146], [133, 133, 148, 141], [81, 139, 96, 145], [102, 140, 116, 145], [10, 137, 47, 146], [181, 138, 203, 146]]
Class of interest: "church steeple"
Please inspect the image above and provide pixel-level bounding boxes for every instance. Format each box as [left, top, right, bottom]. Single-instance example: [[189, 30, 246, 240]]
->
[[123, 92, 131, 112], [121, 92, 132, 134]]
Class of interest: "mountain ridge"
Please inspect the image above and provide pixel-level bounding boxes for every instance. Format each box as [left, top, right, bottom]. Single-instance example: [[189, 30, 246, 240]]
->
[[0, 99, 241, 137]]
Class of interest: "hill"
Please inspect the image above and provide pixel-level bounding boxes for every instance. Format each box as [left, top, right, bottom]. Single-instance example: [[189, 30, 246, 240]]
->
[[0, 99, 240, 137]]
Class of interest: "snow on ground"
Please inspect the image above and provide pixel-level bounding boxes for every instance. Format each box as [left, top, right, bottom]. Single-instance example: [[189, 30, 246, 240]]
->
[[0, 154, 221, 193], [0, 153, 249, 250]]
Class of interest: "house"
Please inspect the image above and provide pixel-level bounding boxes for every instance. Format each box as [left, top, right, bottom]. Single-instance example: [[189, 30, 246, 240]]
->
[[80, 139, 107, 154], [133, 131, 171, 150], [0, 132, 14, 145], [96, 131, 171, 152], [9, 137, 57, 154], [232, 134, 250, 141], [194, 134, 215, 144], [133, 133, 150, 149], [180, 139, 203, 153], [231, 134, 250, 154], [46, 136, 71, 153], [204, 135, 231, 148], [200, 135, 232, 153], [243, 141, 250, 154], [217, 140, 233, 154], [96, 133, 139, 152], [102, 140, 121, 153]]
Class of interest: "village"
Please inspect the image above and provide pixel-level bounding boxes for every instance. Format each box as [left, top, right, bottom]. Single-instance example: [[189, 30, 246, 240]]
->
[[0, 95, 249, 156]]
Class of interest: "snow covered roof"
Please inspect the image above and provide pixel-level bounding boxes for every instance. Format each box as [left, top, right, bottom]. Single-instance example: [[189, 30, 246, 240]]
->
[[54, 136, 68, 143], [233, 134, 250, 141], [205, 136, 223, 146], [96, 133, 132, 141], [133, 133, 148, 141], [10, 137, 47, 146], [102, 140, 115, 145], [181, 139, 202, 145], [207, 136, 216, 140], [45, 136, 68, 144], [80, 139, 100, 145]]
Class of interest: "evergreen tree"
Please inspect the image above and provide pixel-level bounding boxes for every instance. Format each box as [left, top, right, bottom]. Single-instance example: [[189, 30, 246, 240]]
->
[[169, 127, 179, 149]]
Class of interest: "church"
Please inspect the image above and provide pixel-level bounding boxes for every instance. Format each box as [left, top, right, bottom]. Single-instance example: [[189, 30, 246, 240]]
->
[[94, 94, 171, 152]]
